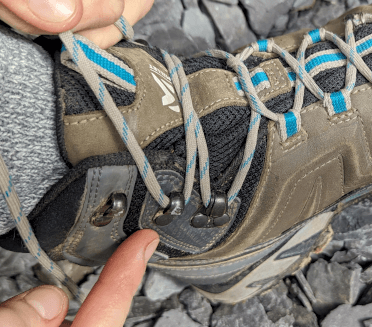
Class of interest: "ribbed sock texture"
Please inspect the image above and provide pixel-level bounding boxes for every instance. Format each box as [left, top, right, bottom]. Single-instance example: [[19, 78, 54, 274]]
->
[[0, 26, 68, 235]]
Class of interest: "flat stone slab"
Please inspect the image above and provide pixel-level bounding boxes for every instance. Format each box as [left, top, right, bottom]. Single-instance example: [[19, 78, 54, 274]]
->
[[306, 258, 365, 316], [321, 303, 372, 327], [143, 269, 188, 301], [154, 308, 202, 327], [202, 0, 256, 51], [211, 297, 274, 327], [179, 288, 213, 326], [240, 0, 295, 37]]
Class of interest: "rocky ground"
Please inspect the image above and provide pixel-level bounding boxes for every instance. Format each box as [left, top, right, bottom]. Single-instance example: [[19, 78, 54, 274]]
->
[[2, 0, 372, 326]]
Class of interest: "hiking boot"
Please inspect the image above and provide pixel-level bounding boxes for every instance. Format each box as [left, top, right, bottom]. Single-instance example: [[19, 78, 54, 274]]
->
[[2, 5, 372, 303]]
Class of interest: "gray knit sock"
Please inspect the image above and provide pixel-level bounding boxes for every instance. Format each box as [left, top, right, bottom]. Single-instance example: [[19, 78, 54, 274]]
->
[[0, 26, 68, 235]]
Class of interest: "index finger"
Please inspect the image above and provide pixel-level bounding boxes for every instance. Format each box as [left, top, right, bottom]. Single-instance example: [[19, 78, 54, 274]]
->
[[70, 229, 159, 327], [0, 0, 124, 35]]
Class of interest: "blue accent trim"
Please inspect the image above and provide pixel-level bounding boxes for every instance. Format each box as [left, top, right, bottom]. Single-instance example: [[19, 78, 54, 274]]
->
[[142, 158, 149, 179], [251, 71, 269, 87], [240, 150, 255, 171], [98, 80, 105, 105], [200, 158, 209, 180], [248, 113, 261, 132], [357, 38, 372, 54], [67, 40, 136, 86], [122, 120, 129, 143], [249, 94, 261, 114], [195, 120, 201, 138], [284, 112, 298, 138], [234, 81, 242, 91], [257, 40, 268, 52], [287, 72, 296, 82], [305, 52, 346, 73], [186, 152, 197, 174], [181, 83, 189, 97], [330, 91, 347, 114], [159, 189, 165, 204], [308, 29, 321, 44], [185, 112, 194, 132], [228, 191, 239, 203]]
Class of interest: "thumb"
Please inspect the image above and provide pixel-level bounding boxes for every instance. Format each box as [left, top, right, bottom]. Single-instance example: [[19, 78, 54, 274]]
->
[[0, 285, 69, 327], [71, 229, 159, 327], [0, 0, 83, 34]]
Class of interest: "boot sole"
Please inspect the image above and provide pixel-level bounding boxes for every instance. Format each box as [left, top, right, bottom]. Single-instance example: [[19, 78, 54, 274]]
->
[[152, 183, 372, 304], [194, 184, 372, 303]]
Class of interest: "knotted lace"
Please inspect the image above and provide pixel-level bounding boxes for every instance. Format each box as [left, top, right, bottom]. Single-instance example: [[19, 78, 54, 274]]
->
[[1, 12, 372, 303]]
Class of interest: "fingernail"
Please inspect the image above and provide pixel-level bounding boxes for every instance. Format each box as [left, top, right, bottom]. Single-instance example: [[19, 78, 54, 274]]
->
[[144, 238, 159, 262], [25, 287, 64, 320], [29, 0, 76, 23]]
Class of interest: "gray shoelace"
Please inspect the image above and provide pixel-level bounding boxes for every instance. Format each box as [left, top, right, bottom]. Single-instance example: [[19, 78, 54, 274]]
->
[[1, 12, 372, 303]]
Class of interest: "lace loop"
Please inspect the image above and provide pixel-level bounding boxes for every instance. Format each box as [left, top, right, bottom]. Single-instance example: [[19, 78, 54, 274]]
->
[[3, 13, 372, 304]]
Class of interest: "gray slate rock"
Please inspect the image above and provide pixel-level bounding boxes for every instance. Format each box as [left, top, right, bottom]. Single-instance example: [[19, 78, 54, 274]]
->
[[240, 0, 295, 37], [290, 304, 319, 327], [80, 273, 99, 296], [321, 303, 372, 327], [332, 249, 372, 265], [274, 315, 295, 327], [211, 297, 274, 327], [346, 0, 362, 9], [312, 1, 345, 28], [154, 308, 202, 327], [147, 24, 200, 56], [143, 270, 188, 301], [259, 281, 293, 322], [210, 0, 238, 4], [364, 319, 372, 327], [161, 293, 183, 311], [359, 283, 372, 305], [0, 246, 37, 277], [0, 276, 19, 302], [182, 0, 198, 8], [132, 321, 154, 327], [286, 8, 316, 34], [125, 296, 162, 326], [293, 0, 315, 10], [15, 273, 43, 293], [360, 265, 372, 284], [202, 0, 256, 51], [331, 198, 372, 234], [179, 288, 212, 326], [306, 259, 365, 316], [182, 7, 216, 49], [133, 0, 184, 43], [320, 240, 344, 258]]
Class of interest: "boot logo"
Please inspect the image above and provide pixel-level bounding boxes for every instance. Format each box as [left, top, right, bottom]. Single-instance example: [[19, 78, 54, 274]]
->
[[150, 64, 180, 112]]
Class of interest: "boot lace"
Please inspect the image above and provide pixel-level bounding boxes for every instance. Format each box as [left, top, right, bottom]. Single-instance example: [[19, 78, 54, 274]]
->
[[1, 12, 372, 303]]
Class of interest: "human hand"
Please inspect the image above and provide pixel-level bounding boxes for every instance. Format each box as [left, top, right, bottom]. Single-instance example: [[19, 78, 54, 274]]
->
[[0, 0, 154, 48], [0, 229, 159, 327]]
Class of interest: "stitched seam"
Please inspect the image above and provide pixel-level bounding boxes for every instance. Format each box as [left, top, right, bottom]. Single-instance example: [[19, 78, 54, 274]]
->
[[283, 139, 306, 153], [338, 155, 344, 195], [260, 60, 288, 98], [329, 110, 355, 123], [330, 115, 357, 126], [260, 157, 340, 242], [357, 111, 372, 163], [163, 265, 246, 278], [245, 124, 276, 222], [66, 168, 98, 259]]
